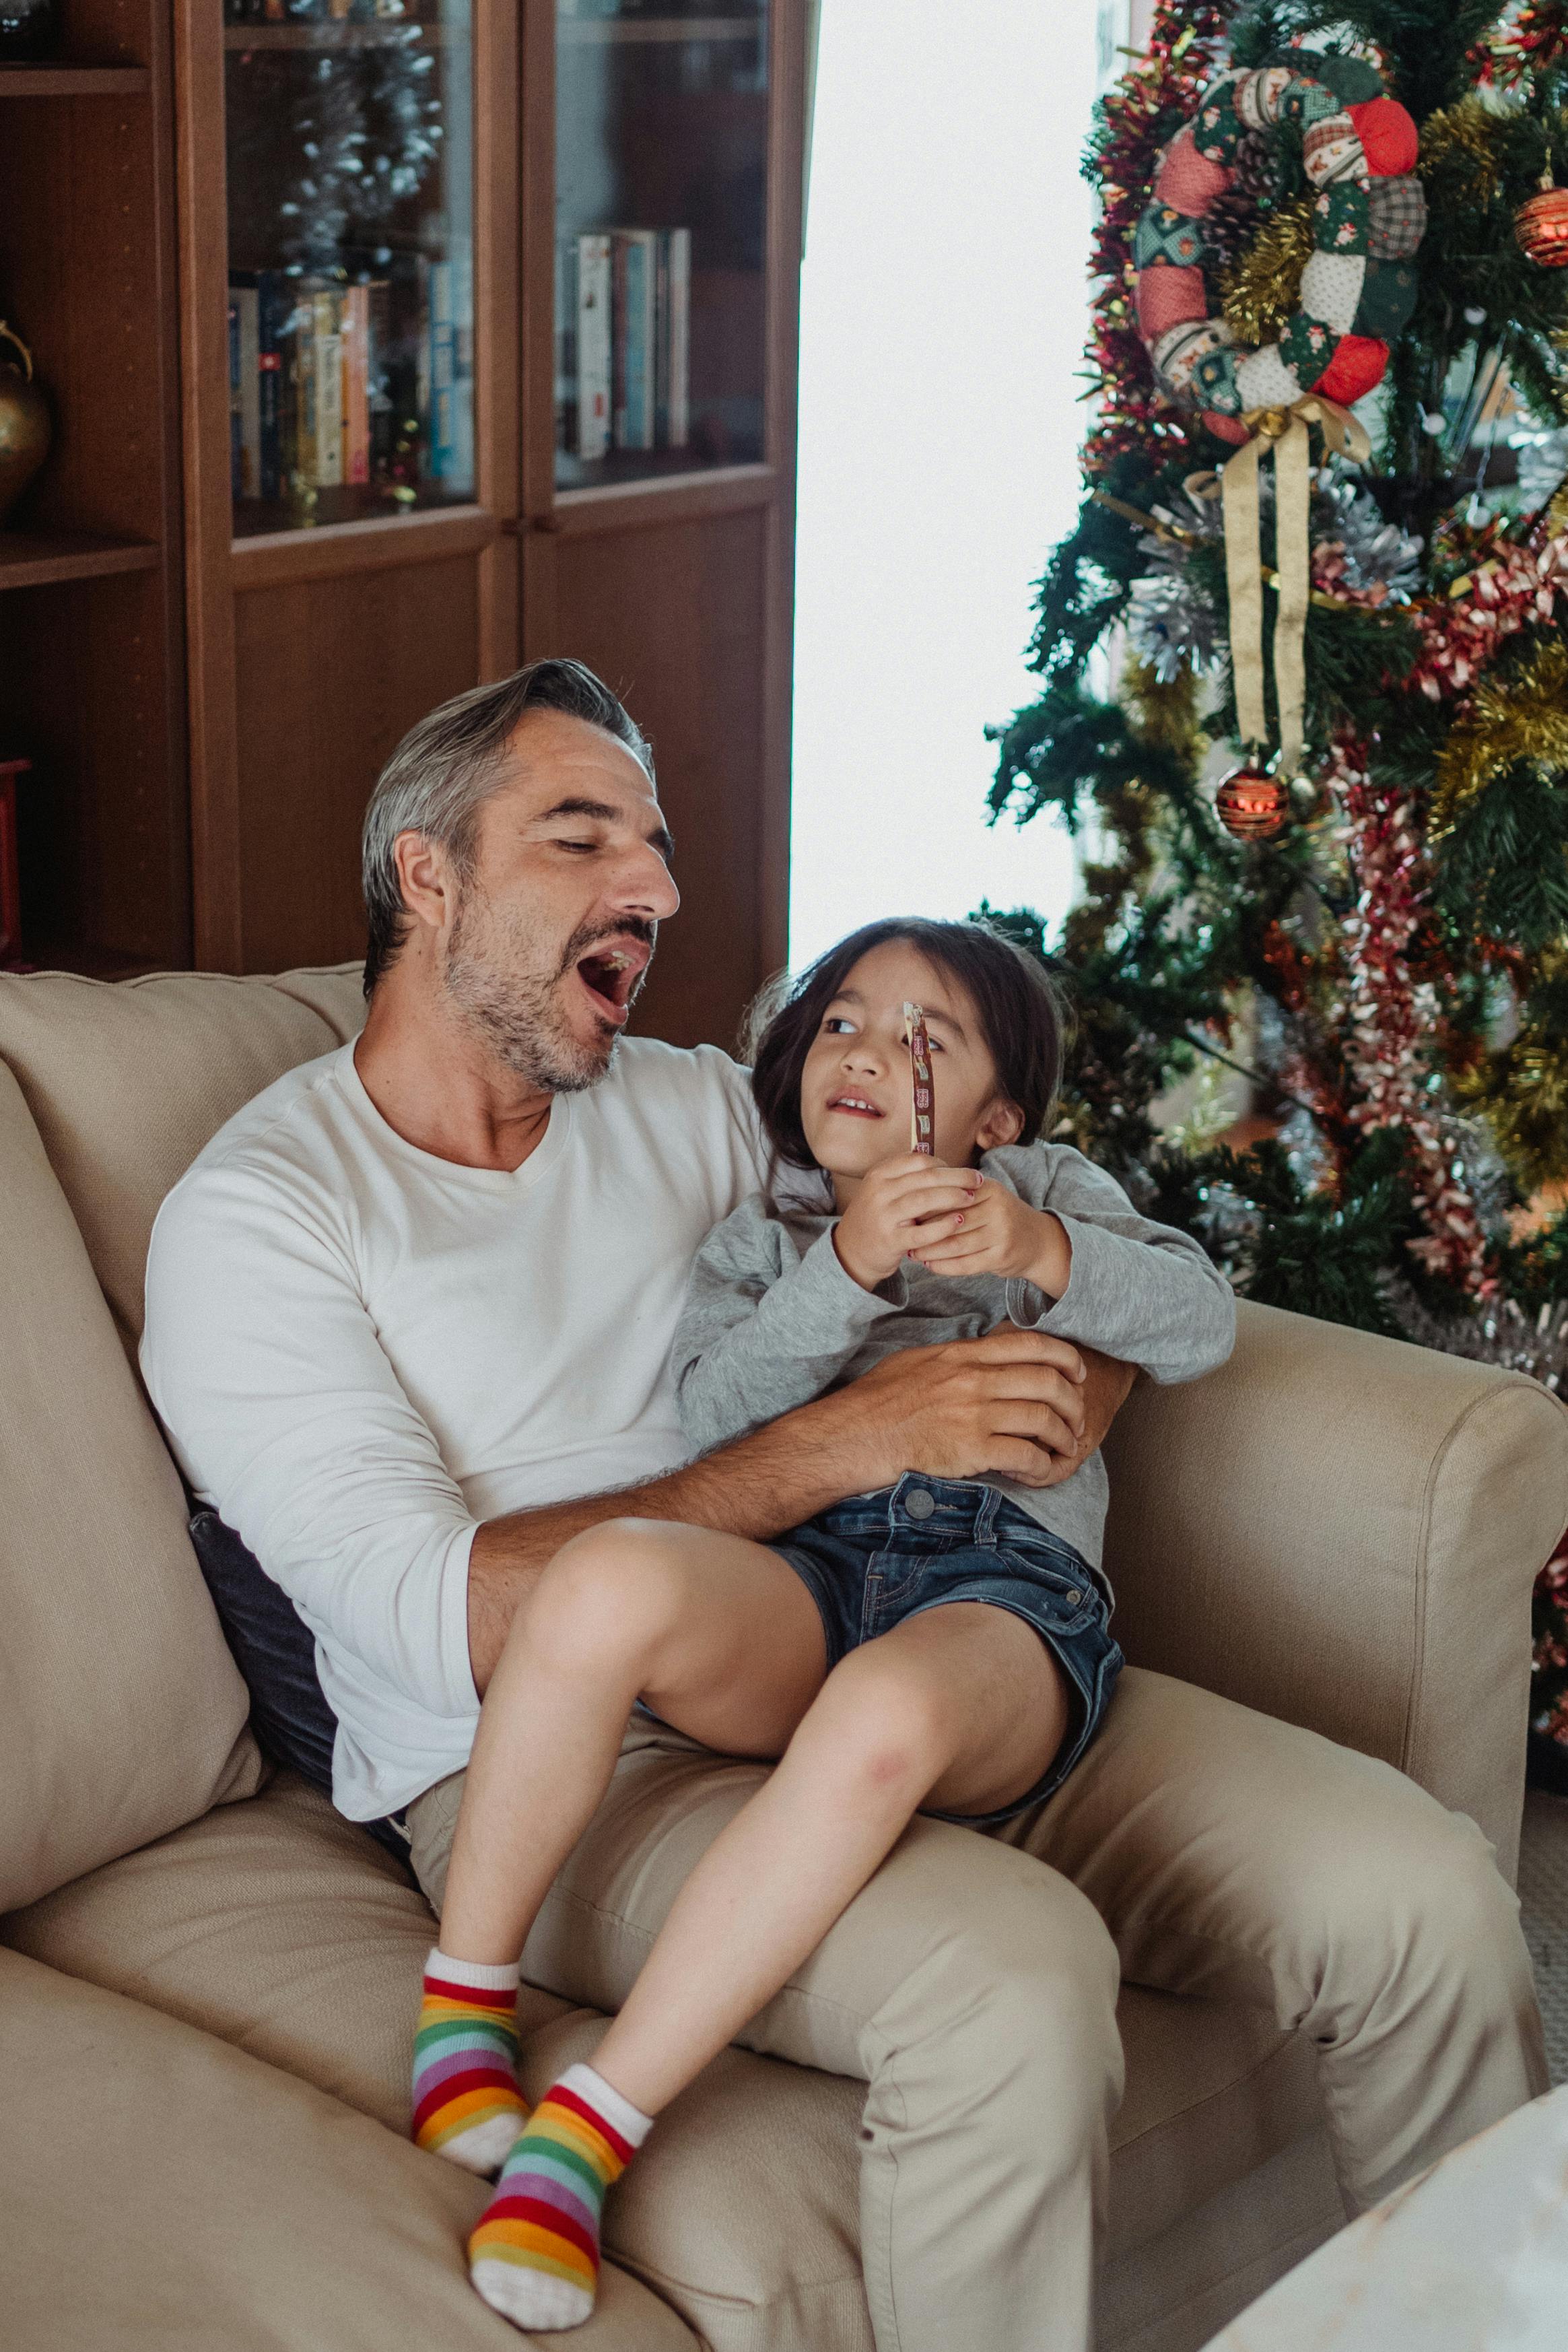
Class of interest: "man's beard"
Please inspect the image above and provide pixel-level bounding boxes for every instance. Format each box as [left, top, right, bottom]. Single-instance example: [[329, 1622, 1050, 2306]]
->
[[442, 885, 654, 1093]]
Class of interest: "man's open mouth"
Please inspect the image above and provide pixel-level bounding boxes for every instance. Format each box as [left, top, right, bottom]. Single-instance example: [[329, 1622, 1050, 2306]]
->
[[573, 940, 651, 1027]]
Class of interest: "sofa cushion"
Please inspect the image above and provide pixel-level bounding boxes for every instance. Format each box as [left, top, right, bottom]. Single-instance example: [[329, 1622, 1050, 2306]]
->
[[3, 1774, 1323, 2347], [0, 1946, 695, 2352], [0, 1061, 263, 1913], [0, 962, 364, 1352]]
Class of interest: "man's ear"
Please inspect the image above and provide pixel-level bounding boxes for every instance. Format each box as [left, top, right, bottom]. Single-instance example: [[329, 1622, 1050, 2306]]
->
[[976, 1096, 1025, 1151], [393, 830, 457, 937]]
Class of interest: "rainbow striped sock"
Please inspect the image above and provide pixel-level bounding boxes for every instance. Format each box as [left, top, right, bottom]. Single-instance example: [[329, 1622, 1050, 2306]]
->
[[411, 1948, 529, 2176], [468, 2062, 652, 2330]]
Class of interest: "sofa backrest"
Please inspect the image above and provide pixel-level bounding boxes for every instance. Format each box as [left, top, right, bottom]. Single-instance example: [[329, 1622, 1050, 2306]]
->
[[0, 965, 366, 1354], [0, 965, 364, 1912]]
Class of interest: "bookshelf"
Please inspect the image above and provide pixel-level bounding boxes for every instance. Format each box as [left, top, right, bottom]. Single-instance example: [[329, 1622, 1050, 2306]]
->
[[0, 0, 805, 1048]]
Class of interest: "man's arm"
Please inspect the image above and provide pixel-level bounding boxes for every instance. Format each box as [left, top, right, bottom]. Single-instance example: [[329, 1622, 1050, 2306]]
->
[[467, 1333, 1134, 1689]]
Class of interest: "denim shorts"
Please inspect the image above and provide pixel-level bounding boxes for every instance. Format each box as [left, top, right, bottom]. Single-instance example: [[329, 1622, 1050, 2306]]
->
[[768, 1475, 1122, 1826]]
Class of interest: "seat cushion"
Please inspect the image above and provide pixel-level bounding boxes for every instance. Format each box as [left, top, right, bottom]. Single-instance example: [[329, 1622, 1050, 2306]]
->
[[0, 1946, 695, 2352], [0, 1061, 263, 1913], [0, 962, 364, 1351], [5, 1776, 1324, 2348]]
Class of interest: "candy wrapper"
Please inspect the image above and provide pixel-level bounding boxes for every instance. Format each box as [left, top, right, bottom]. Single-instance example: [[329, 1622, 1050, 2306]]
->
[[904, 1001, 934, 1155]]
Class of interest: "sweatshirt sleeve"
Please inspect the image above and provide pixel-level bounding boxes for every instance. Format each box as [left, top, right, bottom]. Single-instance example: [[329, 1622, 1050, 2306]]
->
[[989, 1143, 1236, 1385], [673, 1195, 903, 1453], [140, 1162, 479, 1724]]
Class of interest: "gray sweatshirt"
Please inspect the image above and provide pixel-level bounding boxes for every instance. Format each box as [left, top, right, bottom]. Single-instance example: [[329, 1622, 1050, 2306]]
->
[[671, 1142, 1236, 1576]]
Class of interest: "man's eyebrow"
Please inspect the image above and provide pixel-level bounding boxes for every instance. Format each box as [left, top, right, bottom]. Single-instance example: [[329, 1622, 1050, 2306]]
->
[[534, 797, 675, 862]]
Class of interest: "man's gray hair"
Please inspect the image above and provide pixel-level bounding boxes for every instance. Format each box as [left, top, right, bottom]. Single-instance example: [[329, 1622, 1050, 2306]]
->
[[360, 658, 652, 996]]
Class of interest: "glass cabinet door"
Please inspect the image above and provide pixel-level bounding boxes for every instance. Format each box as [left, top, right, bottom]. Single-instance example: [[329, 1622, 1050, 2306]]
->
[[555, 0, 769, 490], [222, 0, 476, 535]]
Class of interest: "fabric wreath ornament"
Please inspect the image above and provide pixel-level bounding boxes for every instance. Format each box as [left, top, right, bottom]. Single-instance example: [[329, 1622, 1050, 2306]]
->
[[1131, 48, 1425, 444]]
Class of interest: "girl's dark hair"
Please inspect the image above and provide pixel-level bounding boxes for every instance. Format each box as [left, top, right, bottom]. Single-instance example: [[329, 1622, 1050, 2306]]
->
[[746, 917, 1064, 1170]]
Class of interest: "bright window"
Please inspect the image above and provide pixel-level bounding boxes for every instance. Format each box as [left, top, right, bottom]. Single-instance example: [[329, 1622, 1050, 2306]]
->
[[788, 1, 1099, 967]]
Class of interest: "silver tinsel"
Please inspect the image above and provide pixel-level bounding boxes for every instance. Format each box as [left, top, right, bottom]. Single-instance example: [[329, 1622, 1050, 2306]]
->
[[1122, 480, 1419, 681], [1309, 480, 1423, 603], [1388, 1285, 1568, 1392], [1510, 422, 1568, 512], [1124, 489, 1224, 681]]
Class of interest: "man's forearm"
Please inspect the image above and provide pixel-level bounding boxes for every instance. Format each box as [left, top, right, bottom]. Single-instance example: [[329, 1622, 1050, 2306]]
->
[[466, 1336, 1136, 1690], [467, 1388, 881, 1691]]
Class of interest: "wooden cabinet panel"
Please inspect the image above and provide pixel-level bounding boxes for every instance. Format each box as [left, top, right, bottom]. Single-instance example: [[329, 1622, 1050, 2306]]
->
[[3, 570, 186, 968], [551, 508, 770, 1052], [233, 553, 480, 972]]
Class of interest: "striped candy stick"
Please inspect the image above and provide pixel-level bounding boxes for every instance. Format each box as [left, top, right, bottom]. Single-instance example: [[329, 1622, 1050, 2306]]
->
[[904, 1001, 934, 1155]]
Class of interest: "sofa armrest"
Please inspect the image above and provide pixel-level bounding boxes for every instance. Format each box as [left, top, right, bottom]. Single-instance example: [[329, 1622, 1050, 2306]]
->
[[1101, 1299, 1568, 1882]]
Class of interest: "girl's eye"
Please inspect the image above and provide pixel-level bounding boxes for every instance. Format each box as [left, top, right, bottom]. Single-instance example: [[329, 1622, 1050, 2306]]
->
[[823, 1016, 855, 1035]]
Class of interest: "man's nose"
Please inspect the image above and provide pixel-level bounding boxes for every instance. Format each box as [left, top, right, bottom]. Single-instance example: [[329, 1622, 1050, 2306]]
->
[[611, 842, 680, 920]]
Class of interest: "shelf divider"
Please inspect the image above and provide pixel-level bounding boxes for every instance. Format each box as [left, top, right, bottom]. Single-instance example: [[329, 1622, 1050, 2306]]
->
[[0, 532, 160, 593], [0, 65, 151, 96]]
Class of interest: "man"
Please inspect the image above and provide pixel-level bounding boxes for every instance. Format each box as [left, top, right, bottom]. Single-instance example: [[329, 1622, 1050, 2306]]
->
[[143, 659, 1546, 2352]]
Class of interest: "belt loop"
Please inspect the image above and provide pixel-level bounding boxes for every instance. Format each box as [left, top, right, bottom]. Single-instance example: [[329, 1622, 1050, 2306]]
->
[[975, 1483, 1000, 1546]]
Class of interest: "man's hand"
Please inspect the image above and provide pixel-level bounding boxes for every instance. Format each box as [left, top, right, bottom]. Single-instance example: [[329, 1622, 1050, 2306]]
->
[[836, 1327, 1089, 1488], [832, 1153, 983, 1291], [910, 1180, 1073, 1299]]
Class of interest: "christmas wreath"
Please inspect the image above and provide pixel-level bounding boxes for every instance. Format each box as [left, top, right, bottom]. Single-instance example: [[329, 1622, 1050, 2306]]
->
[[1133, 52, 1426, 444]]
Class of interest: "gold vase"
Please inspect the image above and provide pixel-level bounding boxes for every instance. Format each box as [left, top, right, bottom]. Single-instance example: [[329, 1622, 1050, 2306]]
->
[[0, 323, 51, 528]]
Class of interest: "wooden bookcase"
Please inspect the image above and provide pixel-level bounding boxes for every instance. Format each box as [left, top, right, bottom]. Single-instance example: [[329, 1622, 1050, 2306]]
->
[[0, 0, 805, 1050]]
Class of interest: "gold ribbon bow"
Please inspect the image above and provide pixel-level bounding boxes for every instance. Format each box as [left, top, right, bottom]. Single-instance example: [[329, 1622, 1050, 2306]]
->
[[1190, 394, 1371, 778]]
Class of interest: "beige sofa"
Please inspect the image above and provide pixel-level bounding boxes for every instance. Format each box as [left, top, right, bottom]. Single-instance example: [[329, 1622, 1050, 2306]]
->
[[2, 962, 1565, 2352]]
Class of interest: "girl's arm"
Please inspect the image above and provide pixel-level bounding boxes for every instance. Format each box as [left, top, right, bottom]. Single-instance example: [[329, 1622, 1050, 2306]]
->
[[980, 1144, 1235, 1385], [673, 1196, 908, 1454]]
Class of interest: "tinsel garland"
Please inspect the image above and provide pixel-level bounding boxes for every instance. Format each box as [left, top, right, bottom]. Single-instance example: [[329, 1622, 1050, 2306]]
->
[[1082, 0, 1230, 474], [1409, 529, 1567, 700], [1327, 741, 1493, 1292], [1431, 636, 1568, 832], [1417, 98, 1505, 205], [1454, 942, 1568, 1192], [1219, 196, 1317, 349]]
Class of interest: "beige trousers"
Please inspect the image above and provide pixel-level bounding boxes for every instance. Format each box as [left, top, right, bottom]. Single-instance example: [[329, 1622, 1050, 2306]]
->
[[407, 1665, 1546, 2352]]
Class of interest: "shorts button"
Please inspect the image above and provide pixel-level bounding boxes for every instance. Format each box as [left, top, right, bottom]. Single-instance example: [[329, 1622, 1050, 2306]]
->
[[1066, 1588, 1083, 1606], [904, 1488, 936, 1520]]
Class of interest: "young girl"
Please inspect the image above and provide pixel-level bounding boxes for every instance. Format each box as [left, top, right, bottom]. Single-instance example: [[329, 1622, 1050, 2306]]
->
[[409, 916, 1235, 2331]]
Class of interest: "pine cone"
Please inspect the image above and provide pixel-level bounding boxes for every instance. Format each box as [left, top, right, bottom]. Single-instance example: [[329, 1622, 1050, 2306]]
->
[[1202, 185, 1264, 271]]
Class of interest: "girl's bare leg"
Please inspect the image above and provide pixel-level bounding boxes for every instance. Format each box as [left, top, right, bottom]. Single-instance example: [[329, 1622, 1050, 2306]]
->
[[590, 1602, 1070, 2116], [437, 1519, 829, 1965]]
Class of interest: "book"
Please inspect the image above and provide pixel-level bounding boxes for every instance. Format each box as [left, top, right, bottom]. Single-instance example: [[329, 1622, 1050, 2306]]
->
[[342, 282, 370, 486], [228, 295, 242, 500], [611, 230, 656, 451], [232, 280, 262, 497], [429, 260, 455, 480], [664, 226, 690, 449], [575, 232, 612, 461], [312, 288, 343, 488], [451, 244, 475, 491], [257, 270, 289, 500], [368, 275, 394, 480]]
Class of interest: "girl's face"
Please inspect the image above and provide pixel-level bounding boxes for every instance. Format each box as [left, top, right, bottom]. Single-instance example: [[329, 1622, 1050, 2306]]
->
[[798, 941, 1023, 1188]]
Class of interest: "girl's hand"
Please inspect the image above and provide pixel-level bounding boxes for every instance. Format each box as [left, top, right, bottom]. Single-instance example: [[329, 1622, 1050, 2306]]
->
[[911, 1181, 1073, 1299], [833, 1154, 984, 1291]]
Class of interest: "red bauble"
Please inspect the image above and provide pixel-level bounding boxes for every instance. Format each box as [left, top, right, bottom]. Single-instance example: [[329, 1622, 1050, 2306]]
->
[[1216, 761, 1289, 840], [1517, 180, 1568, 267]]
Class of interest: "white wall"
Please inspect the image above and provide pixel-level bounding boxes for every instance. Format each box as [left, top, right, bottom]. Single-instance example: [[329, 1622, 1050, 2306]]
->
[[788, 0, 1100, 967]]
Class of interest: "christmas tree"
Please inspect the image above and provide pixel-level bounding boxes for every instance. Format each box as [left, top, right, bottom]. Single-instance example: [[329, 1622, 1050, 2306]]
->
[[986, 1, 1568, 1734]]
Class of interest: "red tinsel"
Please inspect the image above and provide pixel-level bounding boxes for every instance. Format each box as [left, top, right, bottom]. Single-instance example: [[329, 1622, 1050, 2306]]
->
[[1082, 2, 1229, 474], [1326, 740, 1493, 1295], [1408, 528, 1568, 700]]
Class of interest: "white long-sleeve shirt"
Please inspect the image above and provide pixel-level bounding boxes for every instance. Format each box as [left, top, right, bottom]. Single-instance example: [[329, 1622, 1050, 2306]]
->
[[141, 1037, 768, 1818]]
